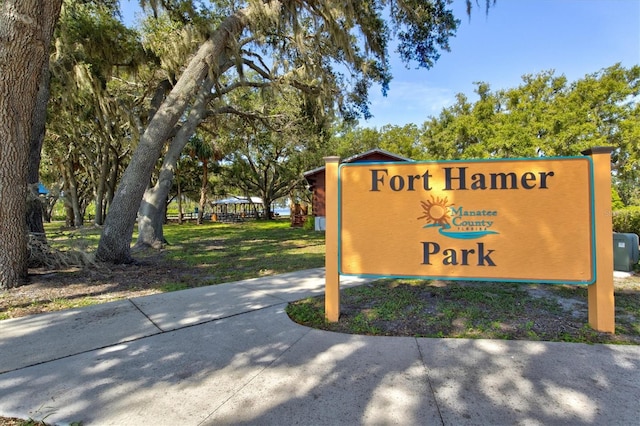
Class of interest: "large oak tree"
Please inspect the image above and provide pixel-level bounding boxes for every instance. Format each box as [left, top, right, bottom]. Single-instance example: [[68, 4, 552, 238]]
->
[[0, 0, 62, 289], [96, 0, 466, 263]]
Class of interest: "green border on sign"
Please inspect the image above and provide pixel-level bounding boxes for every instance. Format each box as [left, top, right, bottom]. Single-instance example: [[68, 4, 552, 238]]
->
[[337, 156, 596, 285]]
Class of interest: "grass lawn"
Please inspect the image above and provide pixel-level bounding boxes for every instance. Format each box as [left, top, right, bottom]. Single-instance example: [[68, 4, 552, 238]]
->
[[161, 220, 325, 283], [44, 219, 325, 284], [287, 277, 640, 345]]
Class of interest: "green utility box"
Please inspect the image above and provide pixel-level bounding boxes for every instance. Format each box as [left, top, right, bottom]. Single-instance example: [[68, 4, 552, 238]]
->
[[613, 233, 639, 272]]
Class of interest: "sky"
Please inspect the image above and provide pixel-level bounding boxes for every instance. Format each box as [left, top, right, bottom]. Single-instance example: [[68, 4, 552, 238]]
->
[[366, 0, 640, 128], [120, 0, 640, 129]]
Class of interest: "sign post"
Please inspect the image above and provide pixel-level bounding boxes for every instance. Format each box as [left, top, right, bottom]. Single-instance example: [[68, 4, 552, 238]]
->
[[583, 147, 615, 333], [324, 156, 340, 322]]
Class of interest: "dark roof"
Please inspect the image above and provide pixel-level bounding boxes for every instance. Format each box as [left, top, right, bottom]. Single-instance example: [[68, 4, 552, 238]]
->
[[303, 148, 413, 178]]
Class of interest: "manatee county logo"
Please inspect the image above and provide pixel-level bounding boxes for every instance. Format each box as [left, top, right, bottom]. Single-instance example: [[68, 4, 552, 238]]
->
[[418, 196, 499, 240]]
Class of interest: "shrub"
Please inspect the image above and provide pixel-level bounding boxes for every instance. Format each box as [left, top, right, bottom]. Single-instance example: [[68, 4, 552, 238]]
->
[[303, 215, 315, 231], [612, 188, 625, 210], [612, 206, 640, 236]]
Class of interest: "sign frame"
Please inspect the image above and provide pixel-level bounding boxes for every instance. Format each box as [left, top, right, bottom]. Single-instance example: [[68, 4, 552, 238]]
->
[[337, 156, 597, 285]]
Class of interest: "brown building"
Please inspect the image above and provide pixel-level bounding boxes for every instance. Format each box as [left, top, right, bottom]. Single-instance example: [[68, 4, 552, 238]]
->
[[303, 148, 412, 230]]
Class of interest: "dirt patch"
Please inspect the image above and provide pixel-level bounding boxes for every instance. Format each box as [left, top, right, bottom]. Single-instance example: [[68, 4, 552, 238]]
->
[[1, 251, 209, 319]]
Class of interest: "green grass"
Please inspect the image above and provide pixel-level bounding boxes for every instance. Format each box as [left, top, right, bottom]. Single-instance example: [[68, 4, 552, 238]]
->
[[44, 224, 102, 252], [286, 278, 640, 345], [159, 282, 192, 292], [161, 220, 325, 283], [8, 220, 323, 321], [614, 292, 640, 335], [43, 219, 325, 284]]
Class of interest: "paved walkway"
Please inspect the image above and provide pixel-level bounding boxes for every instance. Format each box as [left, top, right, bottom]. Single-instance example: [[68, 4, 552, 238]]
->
[[1, 268, 639, 425]]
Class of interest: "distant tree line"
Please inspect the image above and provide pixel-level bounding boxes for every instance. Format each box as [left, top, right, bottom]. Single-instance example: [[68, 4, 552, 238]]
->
[[330, 64, 640, 207]]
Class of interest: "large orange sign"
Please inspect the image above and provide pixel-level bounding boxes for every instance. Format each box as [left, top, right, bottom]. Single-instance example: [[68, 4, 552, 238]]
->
[[339, 157, 595, 284]]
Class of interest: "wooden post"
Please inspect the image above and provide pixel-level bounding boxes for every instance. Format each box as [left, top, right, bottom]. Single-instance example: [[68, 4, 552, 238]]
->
[[583, 147, 615, 333], [324, 156, 340, 322]]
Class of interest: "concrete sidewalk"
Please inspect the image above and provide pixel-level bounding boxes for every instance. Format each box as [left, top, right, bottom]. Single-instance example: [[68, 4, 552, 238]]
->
[[1, 268, 639, 425]]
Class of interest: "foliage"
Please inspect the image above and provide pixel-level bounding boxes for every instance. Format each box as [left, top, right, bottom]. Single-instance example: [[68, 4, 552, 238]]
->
[[378, 124, 424, 159], [217, 83, 328, 217], [420, 65, 639, 161], [302, 215, 315, 231], [329, 126, 382, 159], [327, 123, 422, 161], [613, 207, 640, 236], [140, 12, 207, 76], [183, 132, 221, 223], [333, 65, 640, 204], [44, 0, 151, 225], [612, 188, 625, 210], [173, 153, 214, 202]]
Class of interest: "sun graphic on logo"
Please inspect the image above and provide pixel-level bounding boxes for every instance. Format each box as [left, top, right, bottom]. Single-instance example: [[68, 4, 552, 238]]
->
[[417, 195, 453, 227]]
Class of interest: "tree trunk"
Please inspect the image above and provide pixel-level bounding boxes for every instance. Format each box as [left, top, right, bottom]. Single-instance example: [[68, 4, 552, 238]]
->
[[0, 0, 62, 289], [94, 145, 110, 225], [61, 174, 74, 226], [96, 10, 248, 263], [197, 160, 208, 225], [262, 198, 273, 220], [105, 147, 121, 210], [136, 77, 214, 247], [65, 204, 74, 227], [27, 0, 60, 236], [43, 193, 57, 222], [26, 61, 52, 237], [136, 185, 169, 249], [26, 187, 44, 235], [177, 178, 183, 224], [64, 159, 83, 227]]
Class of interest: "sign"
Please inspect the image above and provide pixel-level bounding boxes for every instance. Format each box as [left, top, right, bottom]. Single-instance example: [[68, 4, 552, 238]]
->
[[338, 157, 595, 284]]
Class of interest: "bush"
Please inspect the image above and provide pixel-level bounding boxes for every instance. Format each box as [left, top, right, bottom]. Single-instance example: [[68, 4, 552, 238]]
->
[[612, 187, 625, 210], [303, 215, 315, 231], [612, 206, 640, 236]]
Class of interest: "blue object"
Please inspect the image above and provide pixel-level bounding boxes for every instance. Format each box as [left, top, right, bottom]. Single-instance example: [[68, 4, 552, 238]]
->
[[37, 182, 49, 195]]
